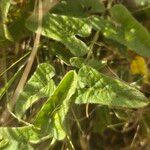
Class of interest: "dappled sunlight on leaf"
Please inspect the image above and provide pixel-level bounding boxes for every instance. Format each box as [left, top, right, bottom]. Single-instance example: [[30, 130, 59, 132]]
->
[[75, 66, 149, 108]]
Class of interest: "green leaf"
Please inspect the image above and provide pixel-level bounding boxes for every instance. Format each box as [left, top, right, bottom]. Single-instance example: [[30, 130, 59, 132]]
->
[[90, 4, 150, 57], [0, 0, 10, 22], [49, 42, 73, 64], [26, 13, 91, 56], [15, 63, 56, 118], [70, 57, 85, 68], [52, 0, 105, 17], [0, 0, 33, 47], [0, 67, 22, 101], [70, 57, 107, 70], [93, 106, 111, 134], [109, 4, 150, 57], [0, 0, 12, 41], [81, 0, 105, 14], [75, 66, 149, 108], [34, 71, 77, 140], [0, 126, 41, 150], [90, 16, 111, 31]]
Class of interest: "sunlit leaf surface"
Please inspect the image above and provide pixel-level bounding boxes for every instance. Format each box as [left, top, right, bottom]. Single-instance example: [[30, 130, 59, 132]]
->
[[0, 126, 40, 150], [26, 13, 91, 56], [75, 66, 149, 108], [34, 71, 77, 140], [15, 63, 56, 118]]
